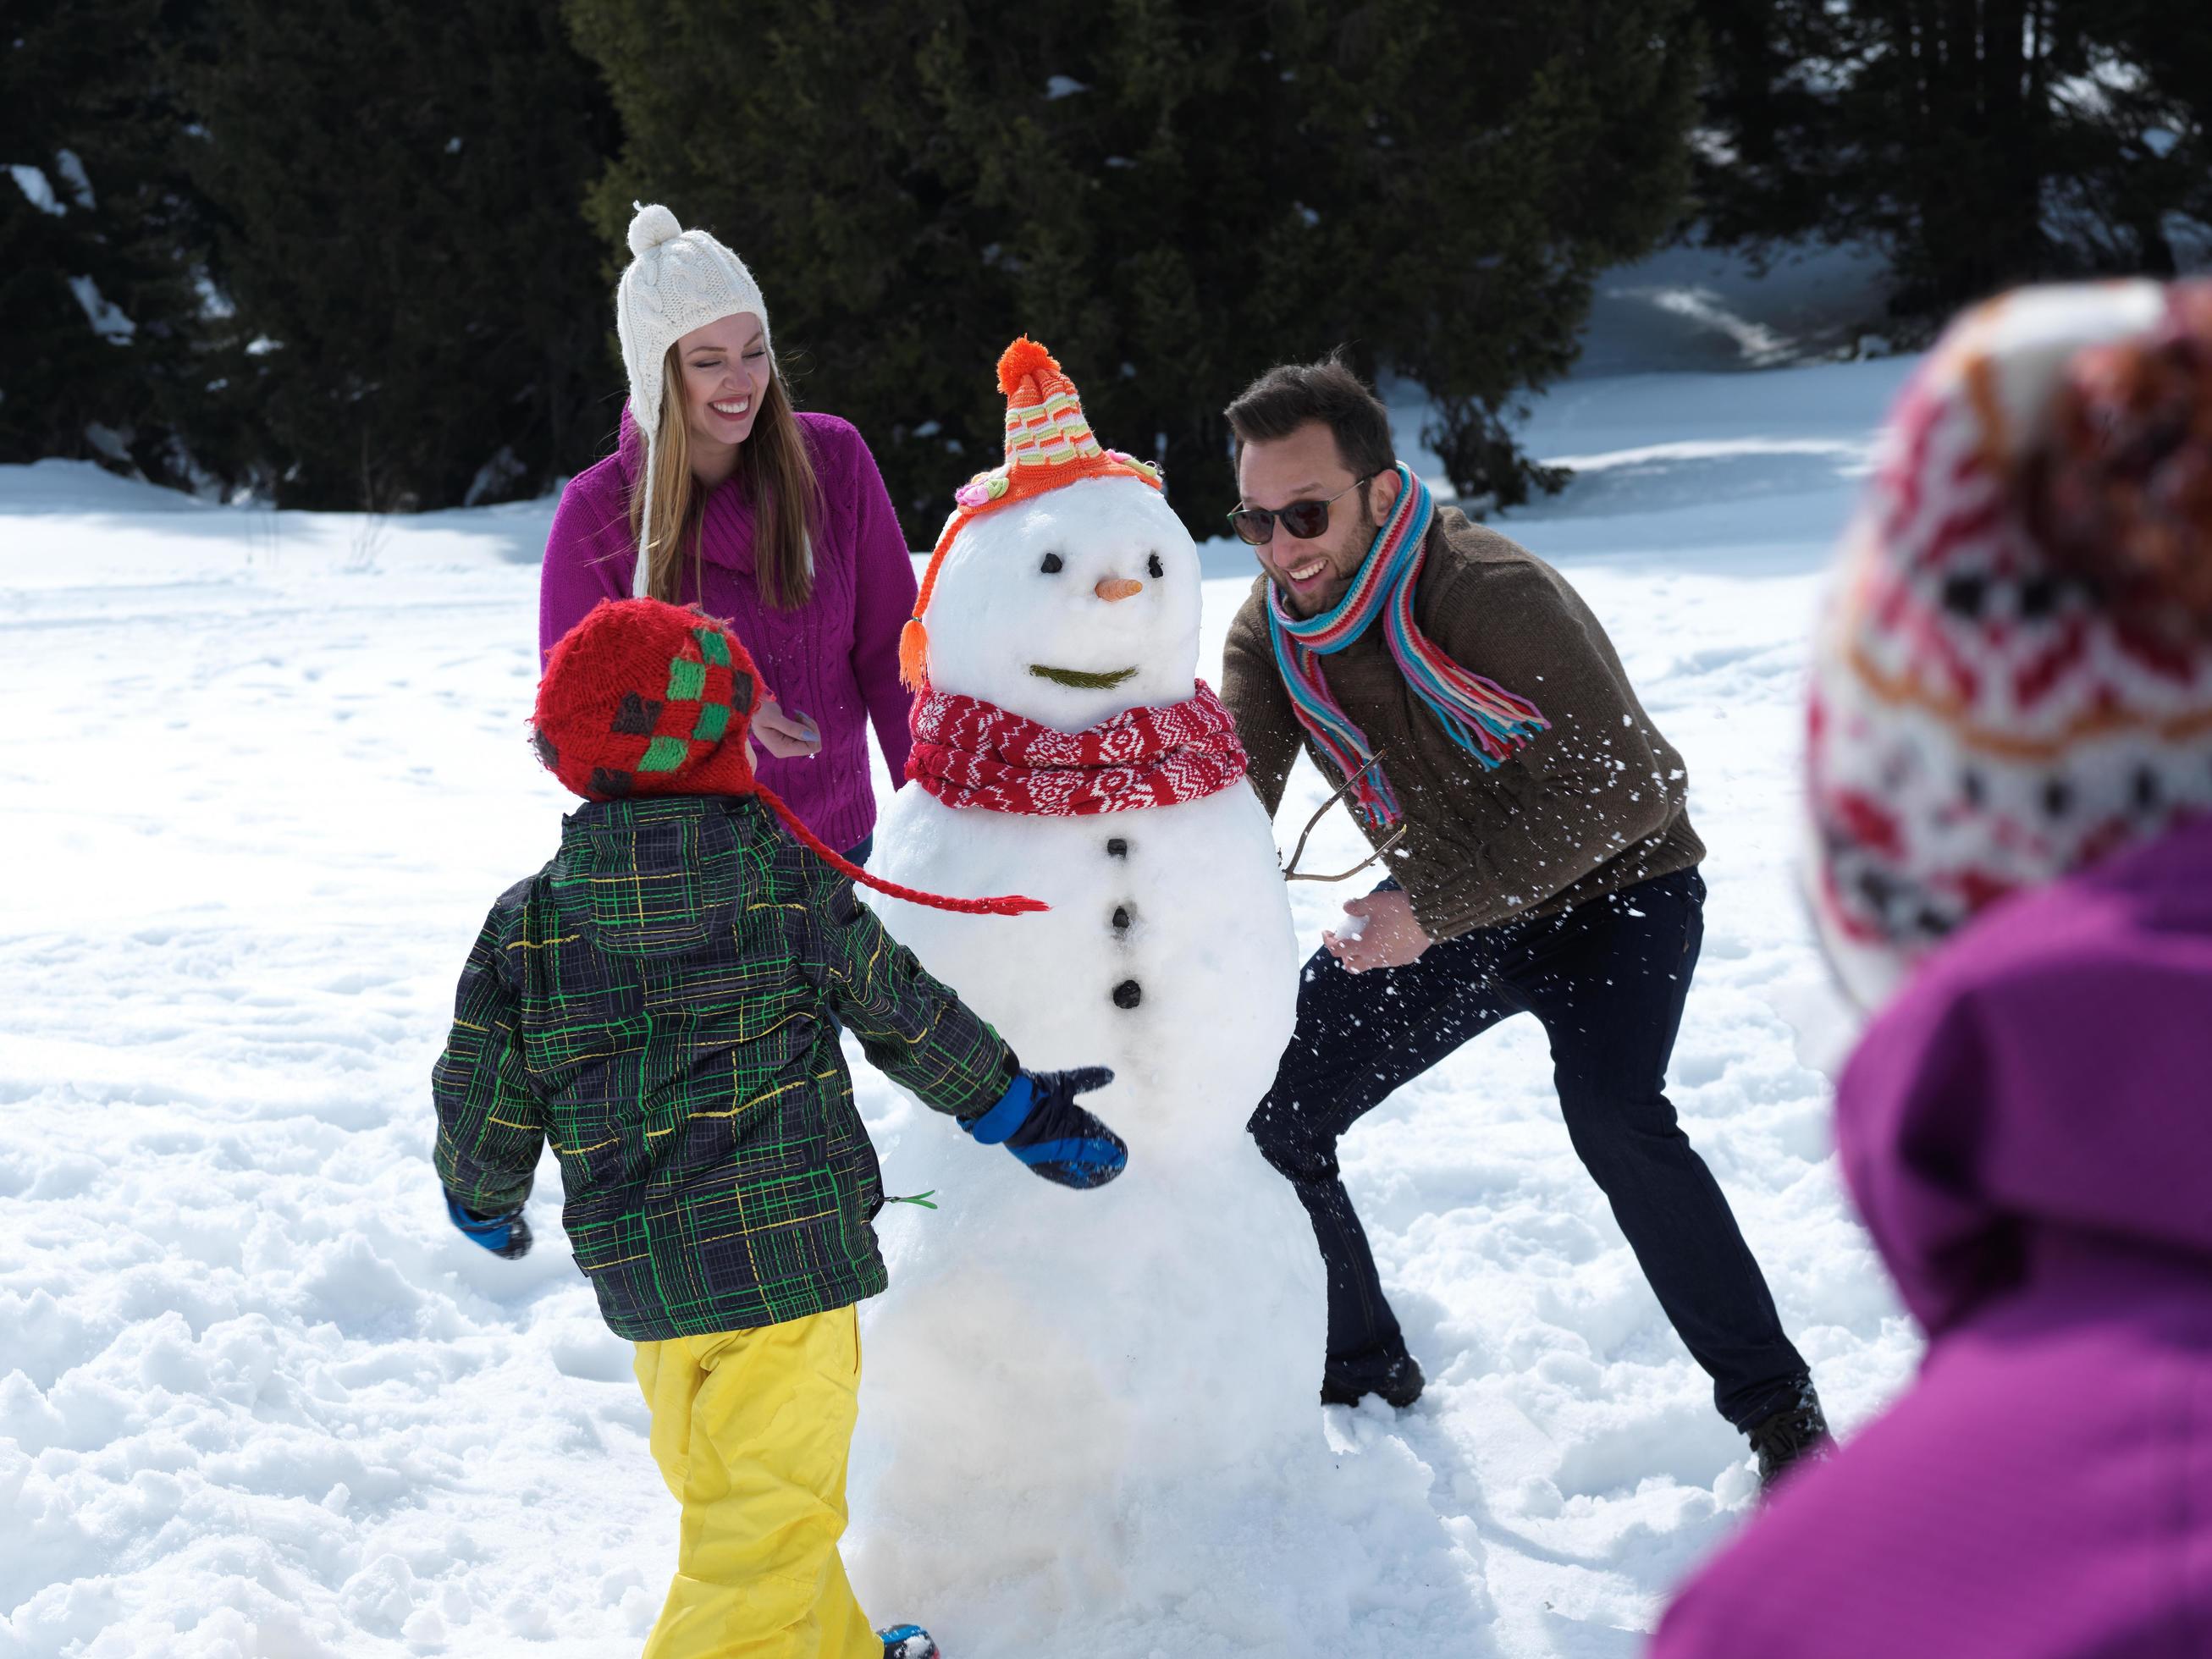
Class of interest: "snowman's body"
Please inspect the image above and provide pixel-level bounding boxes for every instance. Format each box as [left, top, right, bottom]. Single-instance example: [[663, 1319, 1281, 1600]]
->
[[867, 788, 1296, 1130], [849, 472, 1330, 1639]]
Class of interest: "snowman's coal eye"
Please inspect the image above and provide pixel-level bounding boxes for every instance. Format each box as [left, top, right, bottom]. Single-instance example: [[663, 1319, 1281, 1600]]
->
[[1146, 552, 1164, 579], [1040, 552, 1064, 574]]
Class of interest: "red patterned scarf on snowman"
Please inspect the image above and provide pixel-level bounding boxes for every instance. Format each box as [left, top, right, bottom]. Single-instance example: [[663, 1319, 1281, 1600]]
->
[[907, 682, 1249, 814]]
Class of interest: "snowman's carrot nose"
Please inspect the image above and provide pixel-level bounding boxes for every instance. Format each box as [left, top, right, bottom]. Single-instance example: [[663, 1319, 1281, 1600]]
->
[[1095, 577, 1143, 603]]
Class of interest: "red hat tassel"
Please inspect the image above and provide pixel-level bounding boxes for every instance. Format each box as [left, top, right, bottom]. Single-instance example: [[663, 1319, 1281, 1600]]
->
[[753, 785, 1047, 917]]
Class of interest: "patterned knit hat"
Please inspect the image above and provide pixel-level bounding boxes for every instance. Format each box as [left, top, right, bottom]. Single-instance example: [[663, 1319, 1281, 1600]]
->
[[616, 204, 772, 600], [899, 338, 1167, 688], [1807, 280, 2212, 1008], [533, 598, 763, 803], [535, 599, 1045, 916]]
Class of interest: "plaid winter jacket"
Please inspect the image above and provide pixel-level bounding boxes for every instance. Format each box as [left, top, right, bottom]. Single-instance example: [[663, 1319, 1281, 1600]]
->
[[432, 793, 1016, 1341]]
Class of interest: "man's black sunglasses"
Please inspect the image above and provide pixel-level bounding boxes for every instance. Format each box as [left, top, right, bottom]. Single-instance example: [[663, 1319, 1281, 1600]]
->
[[1226, 476, 1373, 547]]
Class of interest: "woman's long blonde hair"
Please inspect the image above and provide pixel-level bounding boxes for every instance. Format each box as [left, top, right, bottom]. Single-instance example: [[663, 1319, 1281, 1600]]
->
[[630, 347, 821, 609]]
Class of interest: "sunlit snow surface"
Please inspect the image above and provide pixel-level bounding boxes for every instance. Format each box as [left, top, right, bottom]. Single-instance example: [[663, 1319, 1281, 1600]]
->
[[3, 324, 1925, 1652]]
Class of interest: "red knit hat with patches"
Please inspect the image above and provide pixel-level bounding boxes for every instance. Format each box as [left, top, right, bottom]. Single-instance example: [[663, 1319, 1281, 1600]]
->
[[535, 598, 763, 802], [536, 599, 1043, 916]]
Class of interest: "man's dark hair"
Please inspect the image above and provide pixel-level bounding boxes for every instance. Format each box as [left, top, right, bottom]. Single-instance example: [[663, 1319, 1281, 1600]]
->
[[1223, 351, 1397, 486]]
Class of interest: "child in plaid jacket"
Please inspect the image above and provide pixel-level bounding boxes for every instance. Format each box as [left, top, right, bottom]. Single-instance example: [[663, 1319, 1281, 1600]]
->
[[432, 598, 1125, 1659]]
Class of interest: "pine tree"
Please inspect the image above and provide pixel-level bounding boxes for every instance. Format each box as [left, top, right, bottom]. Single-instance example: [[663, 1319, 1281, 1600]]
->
[[1, 1, 212, 486], [565, 0, 1702, 538], [1299, 1, 1702, 506], [2073, 3, 2212, 279], [176, 0, 617, 509], [1694, 2, 2212, 327]]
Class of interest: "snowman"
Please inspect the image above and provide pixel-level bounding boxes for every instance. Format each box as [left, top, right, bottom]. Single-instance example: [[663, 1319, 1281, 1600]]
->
[[847, 341, 1331, 1644]]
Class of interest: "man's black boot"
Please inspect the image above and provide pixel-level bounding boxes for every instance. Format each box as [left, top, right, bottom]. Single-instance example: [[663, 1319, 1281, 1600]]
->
[[1746, 1377, 1833, 1492], [1321, 1347, 1425, 1409]]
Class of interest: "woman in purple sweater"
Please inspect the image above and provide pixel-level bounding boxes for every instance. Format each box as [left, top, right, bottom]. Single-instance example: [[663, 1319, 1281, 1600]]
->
[[1652, 284, 2212, 1656], [540, 203, 916, 859]]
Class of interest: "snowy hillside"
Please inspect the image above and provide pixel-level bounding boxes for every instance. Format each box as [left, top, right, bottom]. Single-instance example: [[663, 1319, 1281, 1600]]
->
[[3, 310, 1924, 1655]]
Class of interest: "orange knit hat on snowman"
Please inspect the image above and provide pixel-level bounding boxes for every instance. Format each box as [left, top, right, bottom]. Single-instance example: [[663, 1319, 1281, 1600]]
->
[[899, 339, 1167, 689]]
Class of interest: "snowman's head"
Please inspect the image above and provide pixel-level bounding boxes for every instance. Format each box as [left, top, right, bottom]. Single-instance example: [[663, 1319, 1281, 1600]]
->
[[921, 472, 1202, 731]]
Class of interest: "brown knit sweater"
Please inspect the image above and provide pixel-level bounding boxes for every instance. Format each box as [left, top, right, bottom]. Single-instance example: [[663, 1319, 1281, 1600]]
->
[[1221, 506, 1705, 940]]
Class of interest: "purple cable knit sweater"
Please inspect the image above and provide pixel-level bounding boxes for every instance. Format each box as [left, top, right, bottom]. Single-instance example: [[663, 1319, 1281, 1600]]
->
[[538, 409, 918, 852]]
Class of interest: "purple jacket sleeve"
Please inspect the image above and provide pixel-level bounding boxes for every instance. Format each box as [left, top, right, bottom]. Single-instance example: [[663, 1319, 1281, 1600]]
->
[[539, 467, 637, 667], [844, 429, 919, 785]]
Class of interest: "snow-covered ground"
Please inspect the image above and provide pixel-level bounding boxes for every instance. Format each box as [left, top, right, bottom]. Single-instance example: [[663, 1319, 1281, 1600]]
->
[[3, 262, 1925, 1656]]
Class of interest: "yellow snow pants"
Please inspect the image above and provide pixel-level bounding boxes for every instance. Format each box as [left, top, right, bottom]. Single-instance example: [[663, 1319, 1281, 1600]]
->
[[633, 1305, 880, 1659]]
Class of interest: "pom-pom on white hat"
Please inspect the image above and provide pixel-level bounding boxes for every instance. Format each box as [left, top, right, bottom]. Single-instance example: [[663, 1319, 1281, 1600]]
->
[[615, 202, 772, 596]]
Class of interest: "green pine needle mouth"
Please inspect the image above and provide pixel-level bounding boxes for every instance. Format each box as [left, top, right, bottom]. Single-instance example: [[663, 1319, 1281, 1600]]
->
[[1029, 664, 1138, 689]]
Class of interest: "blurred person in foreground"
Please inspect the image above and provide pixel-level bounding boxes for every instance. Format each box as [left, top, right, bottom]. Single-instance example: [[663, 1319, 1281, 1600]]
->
[[1651, 280, 2212, 1656]]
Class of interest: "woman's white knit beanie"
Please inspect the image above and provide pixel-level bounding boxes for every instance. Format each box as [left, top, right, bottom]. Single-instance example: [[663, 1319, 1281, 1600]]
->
[[615, 203, 771, 596]]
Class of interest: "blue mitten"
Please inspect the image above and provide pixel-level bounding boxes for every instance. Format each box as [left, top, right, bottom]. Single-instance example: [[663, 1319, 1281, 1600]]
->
[[445, 1193, 532, 1259], [960, 1066, 1126, 1189]]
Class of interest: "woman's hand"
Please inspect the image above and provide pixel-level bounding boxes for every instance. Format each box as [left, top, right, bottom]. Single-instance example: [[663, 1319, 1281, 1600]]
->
[[753, 697, 824, 759]]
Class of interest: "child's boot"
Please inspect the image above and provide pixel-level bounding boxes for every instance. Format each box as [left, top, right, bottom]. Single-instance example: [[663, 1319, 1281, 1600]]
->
[[878, 1625, 938, 1658]]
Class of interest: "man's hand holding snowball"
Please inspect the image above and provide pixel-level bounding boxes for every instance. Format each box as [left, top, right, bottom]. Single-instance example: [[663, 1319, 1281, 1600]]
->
[[1321, 889, 1432, 973]]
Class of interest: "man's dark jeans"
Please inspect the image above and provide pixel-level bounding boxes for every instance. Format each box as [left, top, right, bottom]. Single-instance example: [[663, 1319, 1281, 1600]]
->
[[1248, 867, 1808, 1430]]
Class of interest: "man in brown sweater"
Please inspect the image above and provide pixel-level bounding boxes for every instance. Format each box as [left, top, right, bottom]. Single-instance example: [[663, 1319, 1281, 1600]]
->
[[1221, 357, 1827, 1485]]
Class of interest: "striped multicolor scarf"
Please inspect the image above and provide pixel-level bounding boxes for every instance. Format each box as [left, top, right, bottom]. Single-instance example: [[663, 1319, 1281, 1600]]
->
[[1266, 464, 1549, 828]]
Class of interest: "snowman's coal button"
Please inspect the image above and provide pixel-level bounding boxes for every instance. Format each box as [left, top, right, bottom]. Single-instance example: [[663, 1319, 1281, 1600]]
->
[[1106, 837, 1128, 858], [1111, 905, 1131, 934], [1112, 978, 1143, 1009]]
